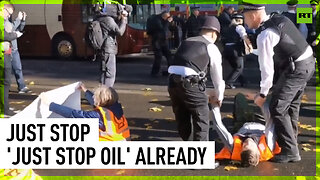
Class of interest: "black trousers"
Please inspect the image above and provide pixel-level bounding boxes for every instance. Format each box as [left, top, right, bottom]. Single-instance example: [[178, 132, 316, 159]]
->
[[168, 75, 209, 141], [223, 45, 245, 85], [151, 39, 171, 75], [1, 54, 12, 115], [270, 56, 315, 156]]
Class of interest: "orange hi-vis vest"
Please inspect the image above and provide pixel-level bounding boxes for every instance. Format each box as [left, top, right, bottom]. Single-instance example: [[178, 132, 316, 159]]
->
[[96, 106, 130, 141], [215, 135, 281, 161]]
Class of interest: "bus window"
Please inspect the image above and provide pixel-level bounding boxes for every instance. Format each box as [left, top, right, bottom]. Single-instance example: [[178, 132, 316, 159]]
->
[[81, 4, 95, 23], [128, 4, 154, 30]]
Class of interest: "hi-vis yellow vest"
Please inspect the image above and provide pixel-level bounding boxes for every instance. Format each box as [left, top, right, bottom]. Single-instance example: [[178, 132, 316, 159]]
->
[[96, 106, 130, 141], [1, 169, 42, 180], [215, 135, 281, 161]]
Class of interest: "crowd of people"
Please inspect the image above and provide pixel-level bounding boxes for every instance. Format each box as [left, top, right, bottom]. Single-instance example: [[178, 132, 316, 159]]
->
[[1, 0, 318, 168]]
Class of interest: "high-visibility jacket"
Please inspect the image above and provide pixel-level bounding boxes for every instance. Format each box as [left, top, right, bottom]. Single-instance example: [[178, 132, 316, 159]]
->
[[1, 169, 42, 180], [96, 106, 130, 141], [215, 135, 281, 161]]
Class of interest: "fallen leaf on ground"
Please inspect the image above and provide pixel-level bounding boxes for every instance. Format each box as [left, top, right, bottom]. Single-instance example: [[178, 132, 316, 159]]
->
[[10, 101, 25, 105], [142, 88, 152, 91], [298, 124, 312, 129], [131, 134, 140, 140], [149, 107, 162, 112], [29, 81, 35, 85], [301, 143, 311, 147], [224, 165, 238, 171], [116, 170, 125, 175], [226, 114, 234, 119], [146, 125, 153, 130], [153, 120, 159, 124], [122, 106, 125, 109], [302, 147, 311, 152], [165, 117, 175, 122], [306, 127, 320, 132], [150, 98, 158, 102], [301, 94, 308, 103]]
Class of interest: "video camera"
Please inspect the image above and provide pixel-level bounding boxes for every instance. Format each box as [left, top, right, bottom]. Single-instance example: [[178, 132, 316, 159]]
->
[[94, 3, 132, 18]]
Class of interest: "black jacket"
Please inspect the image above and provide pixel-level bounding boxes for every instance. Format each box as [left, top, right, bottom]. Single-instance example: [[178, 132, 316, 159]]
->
[[186, 14, 202, 38], [98, 16, 127, 54], [149, 14, 170, 43]]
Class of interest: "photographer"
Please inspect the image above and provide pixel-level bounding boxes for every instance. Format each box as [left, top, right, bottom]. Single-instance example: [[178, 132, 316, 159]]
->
[[96, 4, 132, 87]]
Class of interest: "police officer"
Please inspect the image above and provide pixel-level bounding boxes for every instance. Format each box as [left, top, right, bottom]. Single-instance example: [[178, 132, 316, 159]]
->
[[168, 16, 225, 141], [282, 0, 308, 39], [148, 11, 173, 77], [242, 2, 315, 163], [185, 7, 202, 38], [223, 14, 253, 89]]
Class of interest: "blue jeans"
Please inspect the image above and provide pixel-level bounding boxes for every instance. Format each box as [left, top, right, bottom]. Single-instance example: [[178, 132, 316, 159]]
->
[[11, 50, 26, 91]]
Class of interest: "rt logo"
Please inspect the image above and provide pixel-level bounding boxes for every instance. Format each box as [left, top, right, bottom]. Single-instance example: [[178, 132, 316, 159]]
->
[[297, 8, 313, 23]]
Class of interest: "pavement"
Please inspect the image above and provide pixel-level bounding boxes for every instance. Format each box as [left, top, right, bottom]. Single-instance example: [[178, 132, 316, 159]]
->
[[6, 54, 318, 176]]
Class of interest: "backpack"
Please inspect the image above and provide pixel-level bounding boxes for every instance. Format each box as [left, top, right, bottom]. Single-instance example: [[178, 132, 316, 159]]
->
[[87, 20, 104, 50], [146, 14, 157, 35]]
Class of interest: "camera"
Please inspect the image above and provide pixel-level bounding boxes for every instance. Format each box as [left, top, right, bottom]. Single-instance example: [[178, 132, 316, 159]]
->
[[118, 4, 132, 17], [95, 4, 132, 18]]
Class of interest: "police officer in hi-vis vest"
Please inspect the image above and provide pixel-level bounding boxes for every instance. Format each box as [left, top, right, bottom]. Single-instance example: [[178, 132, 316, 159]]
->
[[242, 2, 315, 163], [168, 16, 225, 141]]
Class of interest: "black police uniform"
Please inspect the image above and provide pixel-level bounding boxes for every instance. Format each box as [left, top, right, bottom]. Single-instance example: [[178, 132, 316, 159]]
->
[[149, 14, 172, 76], [185, 13, 202, 38], [223, 23, 246, 87], [168, 36, 211, 141], [256, 14, 315, 157]]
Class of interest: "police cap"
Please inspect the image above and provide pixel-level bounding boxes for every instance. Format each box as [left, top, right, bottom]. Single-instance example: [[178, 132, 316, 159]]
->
[[240, 1, 265, 12]]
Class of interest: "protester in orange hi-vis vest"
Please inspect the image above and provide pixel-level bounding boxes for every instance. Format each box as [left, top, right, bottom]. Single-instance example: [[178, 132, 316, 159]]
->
[[1, 169, 42, 180], [40, 83, 130, 141], [210, 93, 281, 167]]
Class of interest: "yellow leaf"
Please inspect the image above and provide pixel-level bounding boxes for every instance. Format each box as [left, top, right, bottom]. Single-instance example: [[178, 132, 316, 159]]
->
[[10, 101, 25, 105], [165, 117, 175, 122], [224, 165, 238, 171], [116, 170, 125, 175], [149, 107, 162, 112], [302, 147, 311, 152], [142, 88, 152, 91], [29, 81, 35, 85], [131, 134, 140, 140], [226, 114, 234, 119], [301, 143, 311, 147], [150, 99, 158, 102], [146, 125, 153, 130], [301, 94, 308, 103]]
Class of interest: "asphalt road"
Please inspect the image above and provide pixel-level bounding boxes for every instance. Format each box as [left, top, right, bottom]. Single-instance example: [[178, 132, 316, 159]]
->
[[7, 54, 318, 176]]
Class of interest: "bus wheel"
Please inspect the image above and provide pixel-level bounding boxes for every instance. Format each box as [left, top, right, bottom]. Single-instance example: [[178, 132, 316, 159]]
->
[[52, 35, 75, 59]]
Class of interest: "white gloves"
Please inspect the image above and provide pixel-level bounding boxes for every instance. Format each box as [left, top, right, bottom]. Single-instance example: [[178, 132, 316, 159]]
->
[[15, 31, 23, 38], [17, 11, 23, 20]]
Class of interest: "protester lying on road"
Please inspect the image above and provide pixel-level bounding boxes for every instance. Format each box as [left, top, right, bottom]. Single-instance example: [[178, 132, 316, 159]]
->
[[40, 83, 130, 141], [211, 93, 281, 167]]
